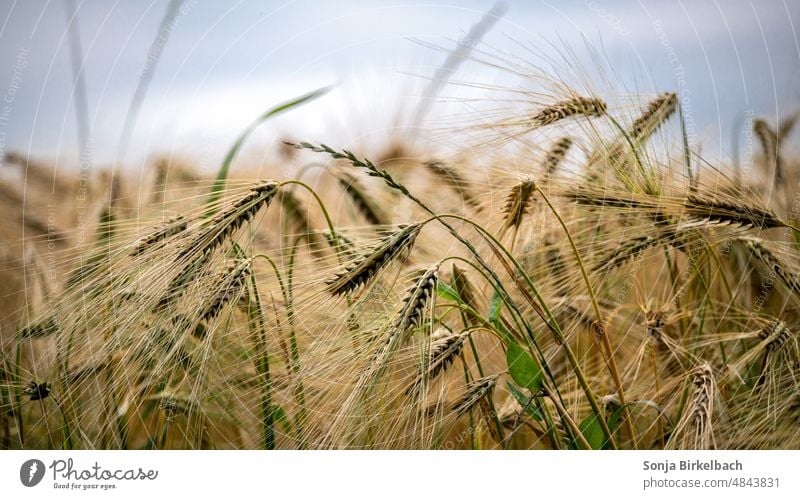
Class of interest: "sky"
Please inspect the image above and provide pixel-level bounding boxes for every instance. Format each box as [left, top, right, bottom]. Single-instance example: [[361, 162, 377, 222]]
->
[[0, 0, 798, 173]]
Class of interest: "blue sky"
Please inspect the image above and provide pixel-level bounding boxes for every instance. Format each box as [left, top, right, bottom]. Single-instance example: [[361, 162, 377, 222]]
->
[[0, 0, 797, 172]]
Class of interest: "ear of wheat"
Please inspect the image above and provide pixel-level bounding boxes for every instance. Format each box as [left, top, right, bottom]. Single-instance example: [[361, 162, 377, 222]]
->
[[323, 230, 358, 258], [595, 235, 658, 272], [542, 137, 573, 180], [325, 223, 422, 295], [763, 321, 791, 354], [502, 179, 536, 230], [371, 264, 440, 371], [199, 259, 252, 322], [595, 229, 682, 272], [17, 316, 59, 339], [668, 364, 716, 450], [406, 329, 467, 395], [131, 215, 187, 256], [157, 248, 215, 310], [749, 320, 794, 389], [279, 190, 312, 234], [563, 188, 660, 210], [451, 374, 499, 416], [682, 195, 785, 229], [528, 96, 607, 128], [337, 171, 387, 226], [179, 180, 280, 260], [448, 263, 485, 334], [630, 92, 678, 142], [353, 264, 440, 403], [425, 160, 480, 209], [740, 237, 800, 297]]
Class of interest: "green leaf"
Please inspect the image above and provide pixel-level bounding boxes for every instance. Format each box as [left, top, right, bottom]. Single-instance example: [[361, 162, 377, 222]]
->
[[272, 405, 293, 435], [488, 291, 502, 325], [204, 86, 330, 218], [436, 281, 462, 303], [579, 414, 606, 450], [505, 381, 542, 421], [486, 291, 517, 342], [505, 342, 542, 391]]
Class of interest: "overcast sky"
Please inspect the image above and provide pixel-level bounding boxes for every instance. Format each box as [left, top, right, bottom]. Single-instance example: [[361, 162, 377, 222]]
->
[[0, 0, 797, 172]]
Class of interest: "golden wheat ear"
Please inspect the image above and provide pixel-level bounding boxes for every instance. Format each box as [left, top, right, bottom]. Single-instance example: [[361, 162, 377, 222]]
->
[[130, 215, 187, 256], [325, 223, 422, 295], [528, 96, 607, 128], [425, 160, 481, 210], [761, 321, 792, 353], [336, 171, 388, 227], [629, 92, 678, 142], [450, 374, 499, 417], [197, 259, 251, 323], [542, 137, 573, 180], [668, 364, 716, 450], [501, 179, 536, 231], [450, 263, 481, 325], [406, 329, 467, 396], [277, 189, 326, 252], [740, 237, 800, 297], [369, 263, 440, 373], [179, 180, 280, 260]]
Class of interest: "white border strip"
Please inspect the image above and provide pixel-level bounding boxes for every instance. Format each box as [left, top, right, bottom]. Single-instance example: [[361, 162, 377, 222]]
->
[[1, 450, 797, 498]]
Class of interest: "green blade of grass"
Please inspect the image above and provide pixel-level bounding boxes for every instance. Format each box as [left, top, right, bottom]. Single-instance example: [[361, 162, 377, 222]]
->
[[578, 414, 607, 450], [204, 86, 330, 218], [506, 341, 542, 391]]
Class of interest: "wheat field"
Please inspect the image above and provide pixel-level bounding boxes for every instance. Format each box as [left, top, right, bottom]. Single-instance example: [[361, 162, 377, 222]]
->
[[1, 62, 799, 450]]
